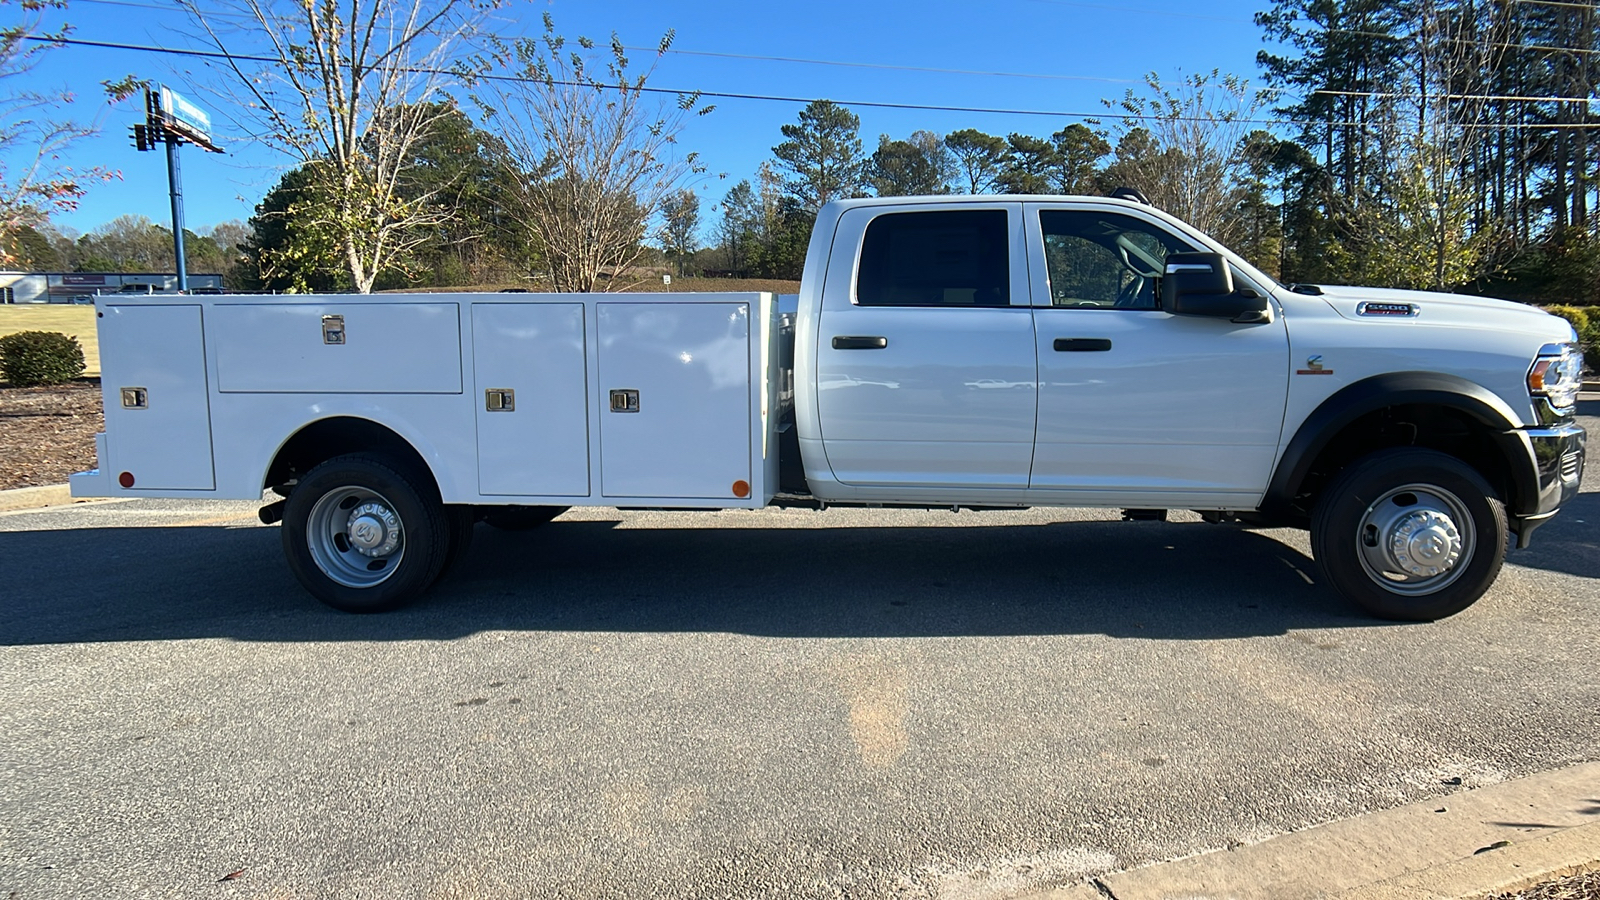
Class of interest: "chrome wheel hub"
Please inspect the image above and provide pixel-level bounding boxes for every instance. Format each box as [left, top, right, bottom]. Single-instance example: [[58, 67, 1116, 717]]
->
[[346, 502, 401, 557], [1356, 483, 1475, 596], [305, 486, 406, 588], [1387, 509, 1461, 576]]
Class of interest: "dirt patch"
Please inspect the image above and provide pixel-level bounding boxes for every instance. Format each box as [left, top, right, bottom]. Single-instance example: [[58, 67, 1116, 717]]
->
[[0, 380, 103, 490]]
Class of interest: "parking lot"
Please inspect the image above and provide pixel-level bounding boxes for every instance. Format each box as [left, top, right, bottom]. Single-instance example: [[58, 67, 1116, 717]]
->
[[2, 406, 1596, 899]]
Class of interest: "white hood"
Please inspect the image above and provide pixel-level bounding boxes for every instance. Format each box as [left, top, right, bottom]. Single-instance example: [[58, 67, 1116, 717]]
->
[[1309, 285, 1576, 342]]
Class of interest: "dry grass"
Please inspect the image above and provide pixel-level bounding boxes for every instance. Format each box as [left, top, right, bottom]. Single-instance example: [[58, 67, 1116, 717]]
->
[[0, 305, 99, 376]]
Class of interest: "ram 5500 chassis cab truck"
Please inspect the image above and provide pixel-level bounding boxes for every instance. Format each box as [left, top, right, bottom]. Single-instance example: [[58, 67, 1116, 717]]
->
[[71, 195, 1588, 620]]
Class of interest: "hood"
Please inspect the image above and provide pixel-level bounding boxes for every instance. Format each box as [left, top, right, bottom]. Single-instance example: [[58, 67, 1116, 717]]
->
[[1307, 284, 1575, 340]]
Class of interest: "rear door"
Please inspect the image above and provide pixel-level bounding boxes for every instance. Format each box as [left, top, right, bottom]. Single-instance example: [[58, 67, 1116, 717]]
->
[[814, 204, 1038, 488]]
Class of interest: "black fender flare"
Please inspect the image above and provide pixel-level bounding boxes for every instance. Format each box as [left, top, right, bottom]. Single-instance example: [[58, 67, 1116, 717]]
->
[[1263, 372, 1538, 518]]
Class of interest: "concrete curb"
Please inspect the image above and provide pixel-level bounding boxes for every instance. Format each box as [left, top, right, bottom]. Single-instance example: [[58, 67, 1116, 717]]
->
[[1018, 760, 1600, 900], [0, 482, 74, 512]]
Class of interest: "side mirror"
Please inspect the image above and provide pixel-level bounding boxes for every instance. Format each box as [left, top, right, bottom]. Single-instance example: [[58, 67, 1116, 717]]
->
[[1161, 253, 1268, 319]]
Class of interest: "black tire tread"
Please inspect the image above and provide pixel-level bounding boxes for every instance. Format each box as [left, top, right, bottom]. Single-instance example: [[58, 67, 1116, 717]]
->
[[1310, 448, 1507, 621]]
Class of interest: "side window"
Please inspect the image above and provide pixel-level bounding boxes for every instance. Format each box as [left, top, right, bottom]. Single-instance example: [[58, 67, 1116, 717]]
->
[[856, 209, 1009, 307], [1039, 210, 1194, 309]]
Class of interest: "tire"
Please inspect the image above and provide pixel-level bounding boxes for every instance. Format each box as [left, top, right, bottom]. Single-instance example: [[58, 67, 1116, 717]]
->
[[481, 505, 569, 531], [438, 505, 477, 578], [1310, 448, 1507, 621], [281, 453, 449, 613]]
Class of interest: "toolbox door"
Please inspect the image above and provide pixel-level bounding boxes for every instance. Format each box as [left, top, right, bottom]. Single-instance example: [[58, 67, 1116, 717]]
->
[[100, 304, 215, 489], [471, 302, 591, 497], [597, 302, 751, 499]]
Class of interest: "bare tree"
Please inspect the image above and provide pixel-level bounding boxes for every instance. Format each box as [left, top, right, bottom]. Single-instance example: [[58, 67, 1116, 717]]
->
[[1350, 0, 1508, 290], [177, 0, 495, 292], [476, 15, 709, 293], [1105, 70, 1270, 245], [0, 0, 139, 264]]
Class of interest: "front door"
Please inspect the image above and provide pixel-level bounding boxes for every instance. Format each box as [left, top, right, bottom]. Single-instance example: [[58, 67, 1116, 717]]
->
[[1026, 203, 1290, 500], [815, 204, 1038, 488]]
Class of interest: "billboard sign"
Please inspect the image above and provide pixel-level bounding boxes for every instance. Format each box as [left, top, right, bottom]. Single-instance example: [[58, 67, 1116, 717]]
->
[[158, 86, 213, 146]]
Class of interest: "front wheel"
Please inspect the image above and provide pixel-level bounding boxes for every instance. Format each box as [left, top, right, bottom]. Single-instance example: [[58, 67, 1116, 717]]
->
[[281, 454, 449, 612], [1310, 448, 1507, 621]]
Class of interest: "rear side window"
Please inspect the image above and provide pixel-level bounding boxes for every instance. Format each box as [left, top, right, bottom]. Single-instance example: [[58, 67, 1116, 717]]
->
[[855, 209, 1010, 307]]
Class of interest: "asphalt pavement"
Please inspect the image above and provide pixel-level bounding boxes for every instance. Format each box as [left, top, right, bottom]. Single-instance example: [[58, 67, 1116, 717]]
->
[[1, 403, 1596, 899]]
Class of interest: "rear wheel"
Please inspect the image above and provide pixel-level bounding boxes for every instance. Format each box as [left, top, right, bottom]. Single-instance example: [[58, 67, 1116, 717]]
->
[[482, 505, 569, 531], [1310, 448, 1506, 621], [282, 454, 449, 612]]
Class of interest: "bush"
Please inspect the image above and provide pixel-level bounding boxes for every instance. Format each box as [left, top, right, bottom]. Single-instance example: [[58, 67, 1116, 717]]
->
[[0, 330, 87, 387], [1545, 306, 1598, 370]]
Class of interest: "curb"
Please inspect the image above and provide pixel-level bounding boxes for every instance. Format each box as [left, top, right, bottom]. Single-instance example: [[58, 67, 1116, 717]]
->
[[1019, 761, 1600, 900], [0, 483, 74, 512]]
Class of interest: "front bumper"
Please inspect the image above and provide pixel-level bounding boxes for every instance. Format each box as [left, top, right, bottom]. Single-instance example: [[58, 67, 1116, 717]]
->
[[1510, 420, 1586, 547]]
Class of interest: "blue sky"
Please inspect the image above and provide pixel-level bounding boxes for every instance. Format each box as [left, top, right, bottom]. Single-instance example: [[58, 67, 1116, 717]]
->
[[21, 0, 1287, 237]]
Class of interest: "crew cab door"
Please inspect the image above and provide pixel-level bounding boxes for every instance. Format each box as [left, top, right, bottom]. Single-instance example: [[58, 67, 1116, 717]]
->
[[1025, 203, 1290, 500], [814, 204, 1037, 487]]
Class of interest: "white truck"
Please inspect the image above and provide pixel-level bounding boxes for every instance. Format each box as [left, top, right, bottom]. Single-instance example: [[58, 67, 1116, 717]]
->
[[71, 194, 1588, 620]]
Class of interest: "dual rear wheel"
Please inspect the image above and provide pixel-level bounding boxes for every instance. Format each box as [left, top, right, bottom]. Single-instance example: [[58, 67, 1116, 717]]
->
[[281, 453, 566, 613]]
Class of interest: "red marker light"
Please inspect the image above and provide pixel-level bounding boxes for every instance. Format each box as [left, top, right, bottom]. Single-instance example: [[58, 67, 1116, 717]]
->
[[118, 471, 135, 488]]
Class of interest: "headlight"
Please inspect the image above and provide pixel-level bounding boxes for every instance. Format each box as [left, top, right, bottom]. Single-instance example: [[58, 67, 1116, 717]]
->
[[1528, 342, 1585, 411]]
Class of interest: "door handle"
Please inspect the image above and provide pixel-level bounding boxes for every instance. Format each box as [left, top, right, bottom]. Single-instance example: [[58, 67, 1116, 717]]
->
[[1054, 338, 1112, 352], [833, 335, 888, 350]]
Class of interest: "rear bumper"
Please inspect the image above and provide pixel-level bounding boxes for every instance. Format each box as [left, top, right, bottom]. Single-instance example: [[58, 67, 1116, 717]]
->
[[1511, 420, 1586, 547], [69, 434, 113, 498]]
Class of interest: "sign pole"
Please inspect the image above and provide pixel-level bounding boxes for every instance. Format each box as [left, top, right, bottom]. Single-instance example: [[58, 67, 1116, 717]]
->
[[130, 85, 222, 294], [165, 132, 187, 292]]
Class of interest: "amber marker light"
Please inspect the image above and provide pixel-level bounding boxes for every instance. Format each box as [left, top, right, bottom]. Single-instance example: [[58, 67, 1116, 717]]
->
[[732, 480, 750, 498]]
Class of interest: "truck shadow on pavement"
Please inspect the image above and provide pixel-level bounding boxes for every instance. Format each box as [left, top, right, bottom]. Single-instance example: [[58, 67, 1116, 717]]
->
[[0, 515, 1409, 646], [1508, 491, 1600, 579]]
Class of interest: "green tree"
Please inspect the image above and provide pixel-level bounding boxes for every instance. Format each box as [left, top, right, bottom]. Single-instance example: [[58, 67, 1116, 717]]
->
[[866, 131, 953, 197], [659, 188, 700, 276], [996, 133, 1058, 194], [1048, 124, 1110, 194], [178, 0, 502, 293], [944, 128, 1007, 194], [238, 164, 343, 292], [773, 100, 865, 211], [1, 224, 61, 269], [715, 180, 760, 276]]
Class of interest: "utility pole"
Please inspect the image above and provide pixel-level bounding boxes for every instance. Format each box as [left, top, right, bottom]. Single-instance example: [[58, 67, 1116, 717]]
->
[[131, 86, 224, 292]]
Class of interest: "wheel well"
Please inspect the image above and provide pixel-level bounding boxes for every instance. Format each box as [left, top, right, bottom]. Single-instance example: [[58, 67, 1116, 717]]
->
[[264, 417, 438, 499], [1287, 404, 1516, 523]]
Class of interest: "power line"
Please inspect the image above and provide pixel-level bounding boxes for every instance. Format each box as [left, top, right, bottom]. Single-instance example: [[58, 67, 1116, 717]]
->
[[26, 34, 1600, 130], [627, 47, 1143, 86], [18, 35, 1253, 123]]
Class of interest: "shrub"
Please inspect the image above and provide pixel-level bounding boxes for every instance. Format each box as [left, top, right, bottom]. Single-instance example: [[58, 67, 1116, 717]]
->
[[1546, 306, 1599, 372], [1545, 306, 1599, 371], [0, 330, 87, 387]]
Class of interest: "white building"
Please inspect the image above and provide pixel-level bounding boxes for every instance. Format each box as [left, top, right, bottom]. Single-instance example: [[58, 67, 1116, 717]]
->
[[0, 271, 226, 303]]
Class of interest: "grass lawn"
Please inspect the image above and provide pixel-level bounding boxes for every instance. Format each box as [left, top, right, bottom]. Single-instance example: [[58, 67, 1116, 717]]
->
[[0, 305, 99, 377]]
